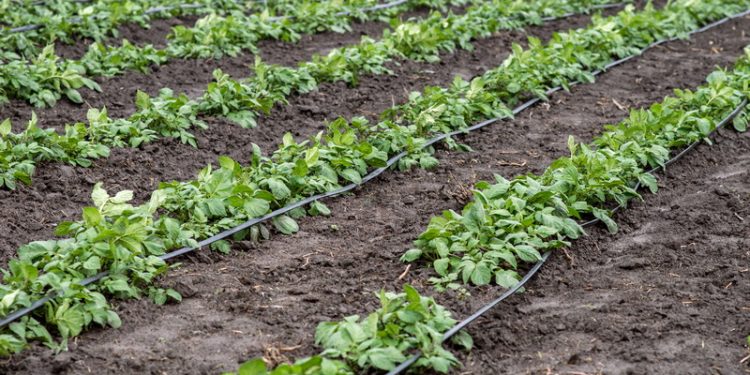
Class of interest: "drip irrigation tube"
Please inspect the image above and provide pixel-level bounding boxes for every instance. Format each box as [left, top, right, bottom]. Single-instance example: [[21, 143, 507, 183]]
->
[[7, 2, 218, 33], [385, 28, 750, 375], [0, 3, 631, 330], [5, 0, 413, 34], [386, 97, 748, 375], [0, 3, 745, 336]]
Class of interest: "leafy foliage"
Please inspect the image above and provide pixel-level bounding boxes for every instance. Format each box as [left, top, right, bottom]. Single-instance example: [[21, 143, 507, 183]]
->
[[315, 284, 471, 372], [3, 0, 624, 188], [0, 45, 100, 107], [0, 0, 463, 107], [224, 357, 351, 375], [0, 0, 611, 107], [0, 0, 626, 186], [0, 0, 749, 360], [0, 89, 205, 189], [225, 285, 471, 374], [79, 40, 168, 76], [0, 0, 267, 58], [404, 52, 750, 290]]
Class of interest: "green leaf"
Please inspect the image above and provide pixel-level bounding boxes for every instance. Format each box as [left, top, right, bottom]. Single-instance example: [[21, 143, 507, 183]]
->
[[152, 289, 167, 305], [272, 215, 298, 235], [367, 347, 406, 370], [205, 199, 226, 217], [166, 289, 182, 302], [293, 159, 309, 177], [433, 258, 450, 276], [267, 178, 290, 200], [65, 89, 83, 104], [244, 198, 270, 218], [734, 113, 748, 132], [107, 311, 122, 328], [403, 284, 420, 304], [567, 134, 577, 154], [419, 156, 439, 169], [0, 119, 10, 137], [135, 90, 151, 109], [310, 201, 330, 216], [236, 358, 268, 375], [82, 207, 102, 227], [111, 190, 134, 204], [495, 269, 520, 288], [514, 245, 542, 262], [592, 208, 618, 234], [451, 330, 473, 350], [462, 202, 486, 233], [227, 111, 257, 128], [107, 279, 131, 293], [218, 156, 237, 171], [91, 183, 109, 208], [211, 240, 231, 254], [83, 256, 101, 271], [12, 260, 38, 283], [638, 173, 658, 194], [340, 168, 362, 184], [305, 147, 320, 165], [55, 303, 85, 338], [401, 248, 422, 262], [282, 132, 295, 147], [470, 262, 492, 285]]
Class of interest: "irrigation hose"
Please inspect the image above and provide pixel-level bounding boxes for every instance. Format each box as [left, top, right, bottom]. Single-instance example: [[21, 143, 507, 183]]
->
[[383, 63, 750, 375], [0, 3, 746, 336], [0, 2, 630, 330]]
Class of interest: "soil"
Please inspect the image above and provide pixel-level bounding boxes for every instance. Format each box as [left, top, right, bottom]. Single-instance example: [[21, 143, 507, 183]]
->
[[0, 9, 618, 258], [2, 6, 439, 132], [0, 6, 748, 375], [460, 117, 750, 375]]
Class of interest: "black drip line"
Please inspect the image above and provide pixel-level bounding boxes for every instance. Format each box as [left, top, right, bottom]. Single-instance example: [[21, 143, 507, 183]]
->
[[385, 12, 750, 374], [386, 97, 748, 375], [0, 2, 631, 330], [0, 4, 745, 349]]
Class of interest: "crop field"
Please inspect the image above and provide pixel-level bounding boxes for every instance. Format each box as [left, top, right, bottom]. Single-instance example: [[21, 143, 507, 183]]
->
[[0, 0, 749, 374]]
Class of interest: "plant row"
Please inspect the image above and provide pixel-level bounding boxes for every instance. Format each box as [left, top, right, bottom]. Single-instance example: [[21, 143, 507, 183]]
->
[[1, 0, 263, 55], [0, 0, 747, 359], [225, 46, 750, 375], [225, 284, 471, 375], [0, 0, 621, 191], [0, 0, 462, 108]]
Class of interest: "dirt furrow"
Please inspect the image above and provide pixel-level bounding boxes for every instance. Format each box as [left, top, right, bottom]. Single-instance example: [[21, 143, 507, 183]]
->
[[461, 126, 750, 375], [0, 6, 439, 131], [1, 11, 746, 375], [0, 10, 610, 259]]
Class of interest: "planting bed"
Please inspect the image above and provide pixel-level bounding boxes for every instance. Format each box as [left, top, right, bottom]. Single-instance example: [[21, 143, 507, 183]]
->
[[0, 6, 616, 257], [0, 1, 749, 374]]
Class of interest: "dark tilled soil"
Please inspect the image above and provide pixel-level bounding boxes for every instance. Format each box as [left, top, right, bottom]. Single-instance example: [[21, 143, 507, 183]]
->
[[0, 11, 747, 375], [460, 121, 750, 375], [54, 15, 203, 60], [0, 11, 613, 258], [2, 6, 438, 132]]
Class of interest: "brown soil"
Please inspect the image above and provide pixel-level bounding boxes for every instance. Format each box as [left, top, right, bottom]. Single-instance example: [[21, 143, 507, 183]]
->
[[54, 15, 203, 60], [2, 6, 438, 132], [460, 118, 750, 375], [0, 8, 748, 375], [0, 10, 613, 258]]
